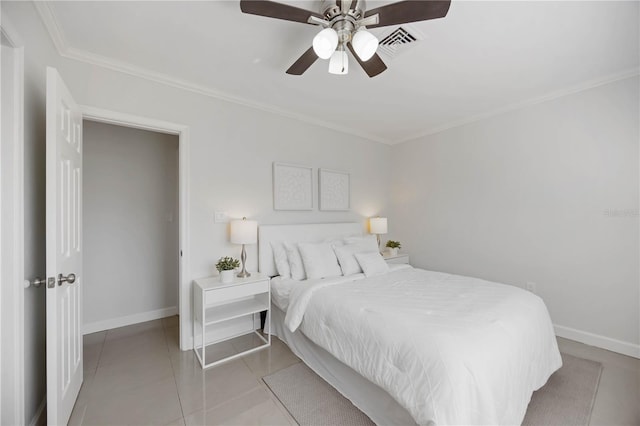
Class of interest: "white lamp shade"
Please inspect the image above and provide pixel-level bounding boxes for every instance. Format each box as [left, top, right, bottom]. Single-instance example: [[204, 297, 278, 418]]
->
[[352, 29, 379, 61], [370, 217, 387, 234], [230, 218, 257, 244], [313, 28, 339, 59], [328, 49, 348, 75]]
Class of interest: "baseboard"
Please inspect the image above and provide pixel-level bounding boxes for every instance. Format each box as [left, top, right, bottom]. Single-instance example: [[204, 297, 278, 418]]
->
[[83, 306, 177, 335], [554, 324, 640, 359], [28, 396, 46, 426]]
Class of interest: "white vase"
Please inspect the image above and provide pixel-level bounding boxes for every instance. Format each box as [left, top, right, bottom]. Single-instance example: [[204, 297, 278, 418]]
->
[[387, 247, 399, 257], [220, 270, 235, 284]]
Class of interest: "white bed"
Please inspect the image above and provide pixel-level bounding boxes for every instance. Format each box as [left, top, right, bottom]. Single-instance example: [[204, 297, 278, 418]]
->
[[259, 223, 562, 426]]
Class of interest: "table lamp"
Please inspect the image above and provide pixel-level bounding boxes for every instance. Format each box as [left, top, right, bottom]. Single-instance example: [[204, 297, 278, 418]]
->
[[230, 217, 258, 278], [369, 217, 387, 250]]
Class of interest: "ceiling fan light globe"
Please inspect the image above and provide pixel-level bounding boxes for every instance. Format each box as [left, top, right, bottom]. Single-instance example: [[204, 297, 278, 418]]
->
[[313, 28, 339, 59], [328, 49, 349, 75], [352, 29, 379, 61]]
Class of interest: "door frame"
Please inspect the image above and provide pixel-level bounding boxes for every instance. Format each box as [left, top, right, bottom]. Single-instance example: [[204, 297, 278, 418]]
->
[[80, 106, 191, 350], [0, 16, 26, 426]]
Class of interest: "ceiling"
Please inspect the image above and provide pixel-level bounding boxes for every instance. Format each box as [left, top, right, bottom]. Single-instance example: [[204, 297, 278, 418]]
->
[[38, 1, 639, 144]]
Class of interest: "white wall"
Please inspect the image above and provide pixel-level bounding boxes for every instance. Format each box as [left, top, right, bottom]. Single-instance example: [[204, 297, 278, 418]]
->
[[391, 76, 640, 354], [1, 2, 391, 422], [83, 121, 179, 332]]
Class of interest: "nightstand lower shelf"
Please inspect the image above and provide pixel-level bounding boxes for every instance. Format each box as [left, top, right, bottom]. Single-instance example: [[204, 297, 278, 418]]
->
[[194, 329, 270, 369]]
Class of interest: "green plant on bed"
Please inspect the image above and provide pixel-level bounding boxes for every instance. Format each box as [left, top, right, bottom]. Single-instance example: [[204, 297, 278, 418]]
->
[[385, 240, 401, 249], [215, 256, 240, 272]]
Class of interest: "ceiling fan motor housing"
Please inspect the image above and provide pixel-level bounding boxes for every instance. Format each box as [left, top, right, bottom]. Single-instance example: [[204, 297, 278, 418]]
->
[[320, 0, 366, 20], [320, 0, 366, 43]]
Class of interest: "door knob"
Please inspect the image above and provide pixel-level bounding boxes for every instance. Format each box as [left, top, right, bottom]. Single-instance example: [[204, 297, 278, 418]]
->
[[58, 273, 77, 286]]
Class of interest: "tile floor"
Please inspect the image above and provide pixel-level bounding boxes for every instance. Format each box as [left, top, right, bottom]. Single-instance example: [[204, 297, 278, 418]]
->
[[557, 338, 640, 425], [71, 316, 639, 425], [71, 316, 299, 426]]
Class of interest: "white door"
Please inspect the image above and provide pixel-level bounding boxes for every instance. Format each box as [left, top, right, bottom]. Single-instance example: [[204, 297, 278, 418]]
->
[[46, 67, 83, 426]]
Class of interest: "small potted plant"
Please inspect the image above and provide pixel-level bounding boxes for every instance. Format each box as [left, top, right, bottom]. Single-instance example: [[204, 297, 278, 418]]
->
[[385, 240, 401, 257], [216, 256, 240, 283]]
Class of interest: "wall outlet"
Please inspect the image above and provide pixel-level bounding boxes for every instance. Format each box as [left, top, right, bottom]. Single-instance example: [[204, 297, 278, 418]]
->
[[525, 282, 537, 294], [214, 211, 228, 223]]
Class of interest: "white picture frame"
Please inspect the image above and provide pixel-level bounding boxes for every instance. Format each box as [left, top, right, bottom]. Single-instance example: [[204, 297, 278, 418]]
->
[[273, 162, 314, 211], [319, 168, 350, 211]]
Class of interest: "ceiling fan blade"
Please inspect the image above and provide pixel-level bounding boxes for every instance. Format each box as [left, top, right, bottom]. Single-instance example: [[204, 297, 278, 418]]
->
[[347, 43, 387, 78], [240, 0, 323, 25], [286, 47, 319, 75], [364, 0, 451, 29]]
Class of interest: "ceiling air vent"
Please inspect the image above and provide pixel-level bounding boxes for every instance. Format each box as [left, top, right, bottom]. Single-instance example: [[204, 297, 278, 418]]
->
[[376, 25, 424, 60]]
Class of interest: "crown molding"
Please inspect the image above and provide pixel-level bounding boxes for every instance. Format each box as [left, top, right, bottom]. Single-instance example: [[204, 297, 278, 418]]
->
[[33, 1, 66, 52], [33, 1, 391, 145], [391, 67, 640, 145]]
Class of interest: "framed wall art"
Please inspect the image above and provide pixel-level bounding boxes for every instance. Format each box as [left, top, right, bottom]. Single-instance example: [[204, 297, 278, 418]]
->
[[273, 162, 314, 210], [319, 168, 350, 211]]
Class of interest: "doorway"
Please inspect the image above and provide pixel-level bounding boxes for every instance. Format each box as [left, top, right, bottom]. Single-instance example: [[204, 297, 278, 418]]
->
[[82, 121, 179, 334], [81, 107, 190, 351]]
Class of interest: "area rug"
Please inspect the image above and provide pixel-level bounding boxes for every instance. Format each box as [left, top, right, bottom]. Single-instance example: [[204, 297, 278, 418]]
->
[[263, 353, 602, 426]]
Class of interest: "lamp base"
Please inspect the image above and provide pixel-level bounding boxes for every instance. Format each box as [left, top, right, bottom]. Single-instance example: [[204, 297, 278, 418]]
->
[[237, 244, 251, 278]]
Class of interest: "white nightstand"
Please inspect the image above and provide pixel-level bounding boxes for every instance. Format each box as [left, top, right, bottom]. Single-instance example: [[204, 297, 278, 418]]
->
[[193, 273, 270, 369], [383, 252, 410, 265]]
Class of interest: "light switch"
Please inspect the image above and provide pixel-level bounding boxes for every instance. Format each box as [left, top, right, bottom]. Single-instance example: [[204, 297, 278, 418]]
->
[[214, 211, 228, 223]]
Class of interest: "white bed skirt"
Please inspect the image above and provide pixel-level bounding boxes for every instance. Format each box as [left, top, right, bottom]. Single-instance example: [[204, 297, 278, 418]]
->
[[268, 306, 419, 426]]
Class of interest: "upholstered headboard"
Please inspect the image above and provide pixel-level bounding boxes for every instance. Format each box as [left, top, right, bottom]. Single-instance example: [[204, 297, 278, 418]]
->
[[258, 222, 364, 277]]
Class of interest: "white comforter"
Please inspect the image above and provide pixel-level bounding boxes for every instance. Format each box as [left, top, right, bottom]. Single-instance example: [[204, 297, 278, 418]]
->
[[284, 266, 562, 426]]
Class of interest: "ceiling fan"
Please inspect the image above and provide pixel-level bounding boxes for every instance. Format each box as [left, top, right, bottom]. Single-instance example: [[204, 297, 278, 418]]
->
[[239, 0, 451, 77]]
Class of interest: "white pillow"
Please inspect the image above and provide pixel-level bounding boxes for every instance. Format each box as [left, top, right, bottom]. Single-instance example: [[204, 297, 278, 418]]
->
[[270, 241, 290, 279], [354, 252, 389, 277], [298, 242, 343, 280], [343, 234, 378, 251], [284, 242, 306, 281], [333, 242, 377, 276]]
